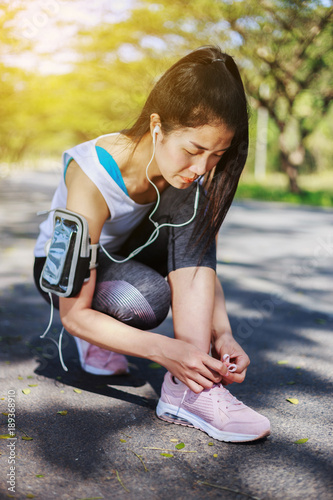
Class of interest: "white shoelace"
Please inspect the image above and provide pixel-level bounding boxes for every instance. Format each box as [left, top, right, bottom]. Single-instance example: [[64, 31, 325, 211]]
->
[[175, 383, 243, 418], [209, 384, 243, 407]]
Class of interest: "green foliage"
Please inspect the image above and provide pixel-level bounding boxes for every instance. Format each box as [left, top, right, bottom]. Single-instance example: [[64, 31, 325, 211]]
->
[[235, 173, 333, 207], [123, 0, 333, 188], [0, 3, 35, 161], [0, 0, 332, 195]]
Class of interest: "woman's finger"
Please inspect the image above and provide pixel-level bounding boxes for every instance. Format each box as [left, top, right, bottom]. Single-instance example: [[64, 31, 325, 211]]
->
[[186, 379, 205, 394], [187, 372, 219, 393], [204, 355, 228, 378], [198, 364, 224, 384], [223, 368, 247, 384]]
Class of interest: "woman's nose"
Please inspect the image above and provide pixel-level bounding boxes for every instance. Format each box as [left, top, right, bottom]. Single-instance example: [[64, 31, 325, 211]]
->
[[189, 158, 208, 176]]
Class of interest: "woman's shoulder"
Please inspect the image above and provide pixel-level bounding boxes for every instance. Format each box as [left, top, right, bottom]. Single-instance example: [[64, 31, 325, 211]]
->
[[65, 159, 110, 218], [65, 158, 96, 191], [95, 132, 127, 152], [95, 132, 132, 168]]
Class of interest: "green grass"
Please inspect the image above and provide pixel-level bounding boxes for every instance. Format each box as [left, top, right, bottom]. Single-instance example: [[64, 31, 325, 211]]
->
[[235, 172, 333, 207]]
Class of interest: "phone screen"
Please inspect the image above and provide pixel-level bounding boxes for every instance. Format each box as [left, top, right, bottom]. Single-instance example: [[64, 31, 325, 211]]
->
[[42, 216, 78, 291]]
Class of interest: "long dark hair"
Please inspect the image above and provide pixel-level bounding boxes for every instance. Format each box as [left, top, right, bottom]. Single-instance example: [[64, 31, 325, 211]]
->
[[125, 46, 249, 250]]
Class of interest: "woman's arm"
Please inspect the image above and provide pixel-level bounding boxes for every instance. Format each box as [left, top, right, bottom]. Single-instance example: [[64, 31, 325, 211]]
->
[[211, 276, 250, 385], [168, 266, 215, 354], [59, 161, 227, 392], [168, 263, 249, 386], [211, 234, 250, 383]]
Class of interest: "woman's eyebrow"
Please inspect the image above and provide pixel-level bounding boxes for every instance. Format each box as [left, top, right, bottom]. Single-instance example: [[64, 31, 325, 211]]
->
[[189, 141, 230, 152]]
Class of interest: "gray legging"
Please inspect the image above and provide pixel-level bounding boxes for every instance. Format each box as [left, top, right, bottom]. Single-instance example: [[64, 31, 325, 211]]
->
[[34, 185, 216, 330]]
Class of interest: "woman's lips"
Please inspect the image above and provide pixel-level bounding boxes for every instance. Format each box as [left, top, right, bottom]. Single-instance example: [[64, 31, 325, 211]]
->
[[180, 174, 198, 184]]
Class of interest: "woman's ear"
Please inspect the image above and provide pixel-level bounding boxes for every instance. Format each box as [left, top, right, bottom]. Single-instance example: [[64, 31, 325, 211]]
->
[[150, 113, 162, 141]]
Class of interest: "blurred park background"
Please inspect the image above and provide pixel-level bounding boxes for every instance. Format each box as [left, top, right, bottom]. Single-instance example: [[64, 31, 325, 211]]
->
[[1, 0, 332, 206]]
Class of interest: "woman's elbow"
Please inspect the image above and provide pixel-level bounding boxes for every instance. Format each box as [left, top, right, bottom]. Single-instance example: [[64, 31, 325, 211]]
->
[[59, 297, 86, 337], [60, 308, 77, 337]]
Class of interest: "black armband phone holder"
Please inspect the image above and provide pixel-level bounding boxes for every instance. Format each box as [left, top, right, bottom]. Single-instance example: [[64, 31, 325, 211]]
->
[[40, 208, 99, 298]]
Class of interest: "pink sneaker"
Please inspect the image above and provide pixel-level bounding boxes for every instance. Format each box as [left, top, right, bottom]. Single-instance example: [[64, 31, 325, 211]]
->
[[156, 372, 270, 442], [74, 337, 129, 376]]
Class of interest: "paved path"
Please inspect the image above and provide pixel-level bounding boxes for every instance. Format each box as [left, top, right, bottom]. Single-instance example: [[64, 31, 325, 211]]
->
[[0, 168, 332, 500]]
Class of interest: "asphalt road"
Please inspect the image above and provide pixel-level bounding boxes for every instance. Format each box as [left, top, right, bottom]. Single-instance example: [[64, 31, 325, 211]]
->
[[0, 167, 332, 500]]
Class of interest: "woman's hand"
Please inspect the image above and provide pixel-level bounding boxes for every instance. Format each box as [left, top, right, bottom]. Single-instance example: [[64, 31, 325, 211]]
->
[[157, 337, 228, 394], [211, 332, 250, 385]]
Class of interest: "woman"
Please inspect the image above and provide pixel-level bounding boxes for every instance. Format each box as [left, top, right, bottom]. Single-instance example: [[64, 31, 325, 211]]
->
[[34, 46, 270, 443]]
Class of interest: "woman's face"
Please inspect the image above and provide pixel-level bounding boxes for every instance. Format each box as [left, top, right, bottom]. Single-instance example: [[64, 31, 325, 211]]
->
[[154, 122, 235, 189]]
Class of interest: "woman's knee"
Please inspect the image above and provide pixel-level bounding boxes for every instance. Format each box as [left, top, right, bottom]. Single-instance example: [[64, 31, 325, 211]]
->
[[92, 275, 171, 330]]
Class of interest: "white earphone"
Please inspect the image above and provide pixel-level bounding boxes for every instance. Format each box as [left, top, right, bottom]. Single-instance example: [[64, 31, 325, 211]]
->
[[152, 125, 160, 144]]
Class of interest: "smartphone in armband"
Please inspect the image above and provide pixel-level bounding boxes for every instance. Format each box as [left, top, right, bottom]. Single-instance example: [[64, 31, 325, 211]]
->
[[40, 208, 99, 298]]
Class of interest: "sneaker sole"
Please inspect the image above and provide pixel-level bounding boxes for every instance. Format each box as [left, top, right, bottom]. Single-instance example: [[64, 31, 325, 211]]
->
[[74, 337, 129, 376], [156, 399, 270, 443], [81, 364, 129, 376]]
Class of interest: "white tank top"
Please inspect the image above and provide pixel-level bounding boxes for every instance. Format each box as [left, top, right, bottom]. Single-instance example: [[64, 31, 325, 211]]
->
[[34, 134, 154, 257]]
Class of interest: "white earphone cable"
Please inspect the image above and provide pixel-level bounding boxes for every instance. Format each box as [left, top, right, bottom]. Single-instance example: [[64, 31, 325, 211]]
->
[[40, 292, 68, 372], [145, 134, 160, 226]]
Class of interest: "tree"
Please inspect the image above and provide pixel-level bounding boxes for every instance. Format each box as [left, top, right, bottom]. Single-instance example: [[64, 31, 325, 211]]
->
[[225, 0, 333, 192]]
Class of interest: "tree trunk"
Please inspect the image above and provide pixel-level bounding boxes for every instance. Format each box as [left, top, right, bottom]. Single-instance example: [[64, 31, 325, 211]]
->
[[278, 130, 304, 194], [280, 151, 301, 194]]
